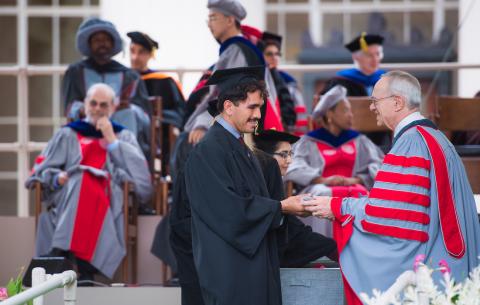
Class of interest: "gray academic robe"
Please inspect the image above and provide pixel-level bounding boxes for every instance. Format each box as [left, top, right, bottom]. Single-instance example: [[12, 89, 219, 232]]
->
[[25, 126, 152, 278], [185, 122, 283, 305]]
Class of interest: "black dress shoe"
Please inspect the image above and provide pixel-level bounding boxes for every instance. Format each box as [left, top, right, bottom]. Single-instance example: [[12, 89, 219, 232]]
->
[[138, 205, 157, 215]]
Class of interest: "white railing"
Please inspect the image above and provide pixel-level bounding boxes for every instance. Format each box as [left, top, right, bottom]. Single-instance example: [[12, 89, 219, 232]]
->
[[1, 267, 77, 305]]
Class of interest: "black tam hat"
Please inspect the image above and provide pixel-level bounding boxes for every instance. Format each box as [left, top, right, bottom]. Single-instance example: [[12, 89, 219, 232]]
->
[[345, 33, 384, 53], [254, 129, 299, 144], [261, 31, 282, 50], [206, 66, 265, 116], [127, 31, 159, 52]]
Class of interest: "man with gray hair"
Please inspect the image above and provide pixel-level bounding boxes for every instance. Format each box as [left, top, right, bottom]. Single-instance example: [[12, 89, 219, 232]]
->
[[26, 83, 152, 283], [304, 71, 480, 304]]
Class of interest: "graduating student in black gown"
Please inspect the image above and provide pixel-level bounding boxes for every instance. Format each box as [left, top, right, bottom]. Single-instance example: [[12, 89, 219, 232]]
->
[[184, 66, 319, 305]]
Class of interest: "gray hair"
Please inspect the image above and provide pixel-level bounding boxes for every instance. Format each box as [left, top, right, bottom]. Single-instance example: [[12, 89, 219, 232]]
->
[[381, 70, 422, 109], [85, 83, 117, 104]]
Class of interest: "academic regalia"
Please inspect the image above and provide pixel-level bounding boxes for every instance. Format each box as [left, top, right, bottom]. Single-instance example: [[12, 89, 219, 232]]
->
[[168, 132, 205, 305], [141, 69, 186, 174], [286, 128, 384, 236], [25, 121, 152, 278], [184, 36, 283, 133], [185, 122, 283, 305], [254, 149, 337, 267], [141, 70, 185, 128], [63, 58, 151, 116], [331, 117, 480, 304], [279, 70, 308, 136], [62, 58, 152, 158], [322, 69, 386, 97], [270, 68, 296, 127]]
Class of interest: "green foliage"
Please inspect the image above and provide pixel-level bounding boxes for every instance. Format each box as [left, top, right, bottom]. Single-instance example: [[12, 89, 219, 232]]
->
[[5, 267, 33, 305]]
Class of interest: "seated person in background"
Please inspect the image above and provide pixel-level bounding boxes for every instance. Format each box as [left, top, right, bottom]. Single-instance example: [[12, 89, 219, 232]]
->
[[286, 85, 383, 236], [128, 31, 186, 172], [322, 32, 385, 97], [63, 17, 151, 157], [260, 32, 308, 136], [26, 83, 152, 281], [321, 32, 389, 147], [252, 128, 337, 267]]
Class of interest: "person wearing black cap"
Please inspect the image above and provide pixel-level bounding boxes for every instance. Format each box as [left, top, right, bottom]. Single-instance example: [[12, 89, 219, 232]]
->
[[183, 0, 283, 146], [321, 32, 390, 147], [252, 129, 338, 268], [127, 31, 186, 170], [322, 32, 386, 97], [261, 31, 308, 136], [183, 66, 318, 305], [63, 18, 151, 119]]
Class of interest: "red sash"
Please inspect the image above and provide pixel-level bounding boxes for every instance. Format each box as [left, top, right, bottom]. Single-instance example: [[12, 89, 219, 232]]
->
[[70, 134, 110, 262], [417, 126, 465, 258], [264, 98, 284, 131], [316, 140, 367, 197]]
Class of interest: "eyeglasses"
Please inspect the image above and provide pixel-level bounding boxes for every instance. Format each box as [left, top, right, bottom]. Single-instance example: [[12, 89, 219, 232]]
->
[[272, 151, 293, 160], [89, 99, 110, 109], [264, 51, 282, 57], [369, 95, 396, 107], [206, 15, 223, 24]]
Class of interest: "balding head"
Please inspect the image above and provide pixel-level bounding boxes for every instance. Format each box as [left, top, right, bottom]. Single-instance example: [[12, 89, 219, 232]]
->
[[382, 70, 422, 109], [370, 70, 422, 130], [84, 83, 117, 124]]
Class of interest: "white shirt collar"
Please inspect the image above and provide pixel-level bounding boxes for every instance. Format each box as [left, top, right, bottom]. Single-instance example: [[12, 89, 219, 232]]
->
[[393, 112, 425, 138]]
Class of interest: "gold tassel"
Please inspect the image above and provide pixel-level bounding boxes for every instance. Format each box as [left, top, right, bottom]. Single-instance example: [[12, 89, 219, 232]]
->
[[359, 32, 369, 53]]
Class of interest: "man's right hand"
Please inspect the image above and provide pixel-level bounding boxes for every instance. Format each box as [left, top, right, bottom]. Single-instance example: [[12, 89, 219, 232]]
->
[[281, 194, 313, 217], [188, 128, 207, 144], [57, 171, 69, 186]]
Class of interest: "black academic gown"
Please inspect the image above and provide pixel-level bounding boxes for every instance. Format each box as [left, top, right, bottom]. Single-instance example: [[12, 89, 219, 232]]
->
[[270, 68, 297, 127], [254, 150, 337, 267], [185, 122, 283, 305]]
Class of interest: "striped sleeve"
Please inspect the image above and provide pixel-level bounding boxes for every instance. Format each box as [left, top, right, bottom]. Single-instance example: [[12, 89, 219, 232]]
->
[[341, 130, 432, 243]]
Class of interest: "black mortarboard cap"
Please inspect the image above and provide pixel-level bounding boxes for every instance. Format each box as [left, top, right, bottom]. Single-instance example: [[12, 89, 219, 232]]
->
[[254, 129, 299, 144], [262, 31, 282, 47], [127, 31, 159, 51], [345, 33, 384, 53], [205, 66, 265, 94]]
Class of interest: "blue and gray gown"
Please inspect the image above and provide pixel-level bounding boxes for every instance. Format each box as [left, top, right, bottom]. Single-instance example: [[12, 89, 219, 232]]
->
[[330, 118, 480, 304], [25, 121, 152, 278]]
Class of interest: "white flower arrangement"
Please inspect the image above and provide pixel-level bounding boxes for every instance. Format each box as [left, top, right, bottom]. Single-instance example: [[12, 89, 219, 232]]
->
[[360, 255, 480, 305]]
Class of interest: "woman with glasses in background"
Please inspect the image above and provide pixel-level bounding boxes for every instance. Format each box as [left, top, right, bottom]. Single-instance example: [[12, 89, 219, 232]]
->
[[252, 128, 338, 267], [285, 85, 384, 237]]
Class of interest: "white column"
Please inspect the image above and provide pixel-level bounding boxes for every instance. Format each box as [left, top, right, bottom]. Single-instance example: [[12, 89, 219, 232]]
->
[[458, 0, 480, 97], [309, 0, 321, 46], [432, 0, 445, 42], [17, 0, 29, 217]]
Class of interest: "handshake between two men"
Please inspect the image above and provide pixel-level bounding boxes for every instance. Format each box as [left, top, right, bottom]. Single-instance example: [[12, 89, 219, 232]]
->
[[280, 194, 335, 220]]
